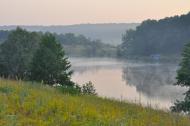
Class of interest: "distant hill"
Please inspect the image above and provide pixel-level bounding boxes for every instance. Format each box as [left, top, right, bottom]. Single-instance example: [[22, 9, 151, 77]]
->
[[118, 12, 190, 58], [0, 29, 117, 57], [0, 23, 139, 45]]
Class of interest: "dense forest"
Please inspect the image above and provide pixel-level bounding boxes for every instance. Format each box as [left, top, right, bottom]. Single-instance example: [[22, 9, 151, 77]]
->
[[118, 12, 190, 58], [0, 30, 116, 57], [0, 30, 9, 44]]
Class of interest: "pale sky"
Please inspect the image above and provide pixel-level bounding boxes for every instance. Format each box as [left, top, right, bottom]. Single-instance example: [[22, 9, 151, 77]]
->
[[0, 0, 189, 25]]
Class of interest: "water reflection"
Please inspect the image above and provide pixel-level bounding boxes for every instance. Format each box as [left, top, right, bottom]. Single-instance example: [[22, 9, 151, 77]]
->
[[122, 64, 185, 100], [70, 57, 124, 74], [70, 57, 186, 109]]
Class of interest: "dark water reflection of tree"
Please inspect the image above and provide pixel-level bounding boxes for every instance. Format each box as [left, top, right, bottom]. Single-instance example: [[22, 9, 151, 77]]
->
[[122, 64, 184, 100]]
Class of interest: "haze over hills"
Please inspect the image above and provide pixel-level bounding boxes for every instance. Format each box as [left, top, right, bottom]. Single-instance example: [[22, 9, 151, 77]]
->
[[0, 23, 139, 45]]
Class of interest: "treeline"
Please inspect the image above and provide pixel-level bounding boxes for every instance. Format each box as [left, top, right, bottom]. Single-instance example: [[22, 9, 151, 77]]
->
[[0, 30, 116, 57], [0, 30, 9, 44], [0, 23, 139, 45], [55, 33, 116, 57], [118, 12, 190, 58]]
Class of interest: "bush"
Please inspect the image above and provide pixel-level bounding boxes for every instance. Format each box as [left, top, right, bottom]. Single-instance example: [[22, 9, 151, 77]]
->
[[55, 81, 97, 95], [81, 81, 97, 95]]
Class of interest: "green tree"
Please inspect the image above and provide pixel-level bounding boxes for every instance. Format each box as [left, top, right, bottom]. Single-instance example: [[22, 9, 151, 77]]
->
[[171, 42, 190, 113], [30, 33, 73, 86], [117, 29, 135, 58], [0, 27, 40, 79]]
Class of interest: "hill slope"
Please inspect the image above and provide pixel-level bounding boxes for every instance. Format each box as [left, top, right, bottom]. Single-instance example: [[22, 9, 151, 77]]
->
[[0, 23, 139, 45], [0, 79, 189, 126]]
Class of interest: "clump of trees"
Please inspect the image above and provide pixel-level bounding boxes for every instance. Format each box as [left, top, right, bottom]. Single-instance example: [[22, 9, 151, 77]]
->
[[171, 42, 190, 113], [0, 27, 41, 79], [0, 28, 96, 95], [30, 33, 73, 86], [118, 12, 190, 58], [0, 27, 98, 95], [0, 28, 72, 86]]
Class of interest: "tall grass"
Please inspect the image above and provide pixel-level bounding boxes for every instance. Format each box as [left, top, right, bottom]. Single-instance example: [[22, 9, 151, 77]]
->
[[0, 79, 189, 126]]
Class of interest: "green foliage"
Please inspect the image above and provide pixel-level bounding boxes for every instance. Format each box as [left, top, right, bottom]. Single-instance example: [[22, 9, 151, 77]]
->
[[176, 43, 190, 87], [56, 81, 97, 95], [56, 84, 82, 95], [81, 81, 97, 95], [118, 12, 190, 58], [30, 33, 73, 86], [0, 23, 139, 45], [0, 86, 13, 94], [56, 33, 117, 57], [0, 27, 40, 79], [171, 42, 190, 113], [0, 28, 99, 88], [0, 29, 117, 58], [0, 79, 190, 126], [0, 30, 9, 44], [117, 29, 135, 58]]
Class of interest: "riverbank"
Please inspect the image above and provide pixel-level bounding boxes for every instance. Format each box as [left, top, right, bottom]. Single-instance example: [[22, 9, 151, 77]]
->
[[0, 79, 189, 126]]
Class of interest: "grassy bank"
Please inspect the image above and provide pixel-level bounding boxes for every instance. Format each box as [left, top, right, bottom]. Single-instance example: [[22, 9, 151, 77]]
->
[[0, 79, 189, 126]]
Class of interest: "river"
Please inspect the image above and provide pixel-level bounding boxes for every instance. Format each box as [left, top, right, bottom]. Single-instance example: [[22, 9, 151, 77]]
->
[[69, 57, 186, 110]]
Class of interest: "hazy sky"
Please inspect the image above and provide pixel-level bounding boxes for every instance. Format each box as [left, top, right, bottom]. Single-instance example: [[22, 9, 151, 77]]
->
[[0, 0, 189, 25]]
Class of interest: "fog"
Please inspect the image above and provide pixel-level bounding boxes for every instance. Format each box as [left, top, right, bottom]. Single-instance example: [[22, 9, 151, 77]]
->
[[70, 57, 187, 109]]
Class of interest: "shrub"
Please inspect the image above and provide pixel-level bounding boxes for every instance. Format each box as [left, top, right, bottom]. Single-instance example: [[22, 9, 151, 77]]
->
[[81, 81, 97, 95]]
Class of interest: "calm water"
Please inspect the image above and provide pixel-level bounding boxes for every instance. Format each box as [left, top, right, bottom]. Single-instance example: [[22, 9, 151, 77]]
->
[[69, 57, 186, 109]]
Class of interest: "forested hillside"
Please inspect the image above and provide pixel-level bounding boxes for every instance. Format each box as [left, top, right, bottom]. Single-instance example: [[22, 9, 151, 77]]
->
[[118, 12, 190, 58], [0, 31, 9, 44], [0, 29, 116, 57], [55, 33, 116, 57], [0, 23, 139, 45]]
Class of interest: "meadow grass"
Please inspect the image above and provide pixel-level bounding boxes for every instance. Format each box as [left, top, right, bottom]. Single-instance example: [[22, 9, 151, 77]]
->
[[0, 79, 189, 126]]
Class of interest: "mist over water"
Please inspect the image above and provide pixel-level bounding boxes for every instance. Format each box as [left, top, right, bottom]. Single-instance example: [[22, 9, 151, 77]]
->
[[70, 57, 187, 109]]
